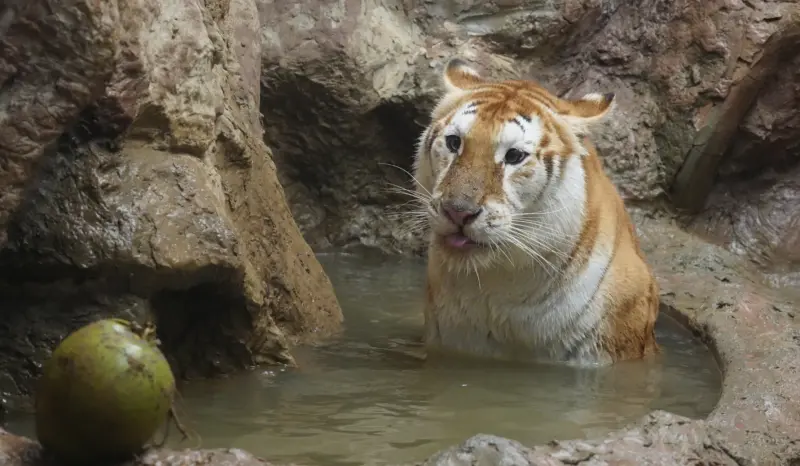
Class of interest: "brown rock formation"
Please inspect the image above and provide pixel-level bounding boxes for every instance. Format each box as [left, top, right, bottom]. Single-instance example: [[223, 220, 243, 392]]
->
[[0, 0, 342, 407], [257, 1, 432, 254], [687, 48, 800, 287]]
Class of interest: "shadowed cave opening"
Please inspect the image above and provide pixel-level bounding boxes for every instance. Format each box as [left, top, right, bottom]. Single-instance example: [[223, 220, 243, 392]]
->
[[150, 281, 292, 381]]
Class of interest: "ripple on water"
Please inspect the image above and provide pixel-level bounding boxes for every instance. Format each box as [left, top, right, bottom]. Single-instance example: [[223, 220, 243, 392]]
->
[[5, 250, 722, 466]]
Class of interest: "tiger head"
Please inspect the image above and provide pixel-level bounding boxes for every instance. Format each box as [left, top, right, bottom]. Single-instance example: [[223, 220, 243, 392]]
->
[[413, 58, 616, 268]]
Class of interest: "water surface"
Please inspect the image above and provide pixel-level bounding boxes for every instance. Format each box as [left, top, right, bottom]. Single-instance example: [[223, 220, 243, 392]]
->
[[7, 249, 722, 465]]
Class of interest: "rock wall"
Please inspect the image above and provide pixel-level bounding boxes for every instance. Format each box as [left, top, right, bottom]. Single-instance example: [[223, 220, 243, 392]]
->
[[688, 48, 800, 287], [259, 0, 800, 263], [0, 0, 342, 407], [258, 0, 433, 254]]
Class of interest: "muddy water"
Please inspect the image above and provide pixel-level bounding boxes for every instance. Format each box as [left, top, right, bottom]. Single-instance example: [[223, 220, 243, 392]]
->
[[6, 249, 722, 466]]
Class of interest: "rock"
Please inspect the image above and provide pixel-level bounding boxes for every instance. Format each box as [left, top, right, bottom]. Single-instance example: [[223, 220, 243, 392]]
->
[[0, 0, 118, 248], [258, 0, 433, 254], [0, 0, 342, 408], [258, 0, 800, 255], [422, 412, 740, 466], [0, 428, 275, 466], [670, 13, 800, 212], [688, 164, 800, 290], [686, 47, 800, 286]]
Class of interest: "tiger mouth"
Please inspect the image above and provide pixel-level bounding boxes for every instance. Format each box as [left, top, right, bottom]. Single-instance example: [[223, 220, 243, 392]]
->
[[438, 232, 485, 250]]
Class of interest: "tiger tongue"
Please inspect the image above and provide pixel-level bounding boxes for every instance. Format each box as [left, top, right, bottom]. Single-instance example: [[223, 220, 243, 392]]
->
[[445, 233, 474, 249]]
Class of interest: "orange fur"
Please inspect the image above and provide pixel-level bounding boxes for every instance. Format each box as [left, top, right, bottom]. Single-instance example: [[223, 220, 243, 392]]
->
[[411, 58, 659, 365]]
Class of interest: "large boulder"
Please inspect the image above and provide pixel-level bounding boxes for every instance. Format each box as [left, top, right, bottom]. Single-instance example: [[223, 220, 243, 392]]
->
[[0, 0, 342, 407], [259, 0, 800, 263]]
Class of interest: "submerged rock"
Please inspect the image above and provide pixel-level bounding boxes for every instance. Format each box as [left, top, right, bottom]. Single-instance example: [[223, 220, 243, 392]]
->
[[0, 0, 343, 408]]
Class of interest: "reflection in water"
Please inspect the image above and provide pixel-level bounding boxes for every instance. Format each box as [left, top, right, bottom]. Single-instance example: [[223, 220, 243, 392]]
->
[[5, 250, 722, 466]]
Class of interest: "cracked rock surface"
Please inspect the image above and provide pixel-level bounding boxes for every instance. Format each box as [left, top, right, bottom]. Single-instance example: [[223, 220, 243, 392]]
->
[[0, 428, 276, 466]]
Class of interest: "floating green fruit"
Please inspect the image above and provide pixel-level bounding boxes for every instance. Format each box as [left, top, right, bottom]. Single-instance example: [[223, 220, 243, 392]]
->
[[35, 319, 176, 465]]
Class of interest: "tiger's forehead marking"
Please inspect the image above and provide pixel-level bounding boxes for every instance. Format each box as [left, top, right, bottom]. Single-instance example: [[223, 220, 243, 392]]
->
[[438, 84, 581, 159], [444, 99, 545, 158], [495, 113, 543, 150], [445, 101, 479, 135]]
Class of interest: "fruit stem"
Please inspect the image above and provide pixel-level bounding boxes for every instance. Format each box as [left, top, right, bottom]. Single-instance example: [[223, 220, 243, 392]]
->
[[169, 404, 191, 441]]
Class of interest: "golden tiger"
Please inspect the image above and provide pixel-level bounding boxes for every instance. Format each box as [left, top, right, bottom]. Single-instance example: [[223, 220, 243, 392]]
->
[[411, 58, 660, 365]]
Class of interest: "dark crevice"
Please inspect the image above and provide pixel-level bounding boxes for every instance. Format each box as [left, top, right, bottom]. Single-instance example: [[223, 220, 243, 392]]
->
[[151, 282, 256, 381]]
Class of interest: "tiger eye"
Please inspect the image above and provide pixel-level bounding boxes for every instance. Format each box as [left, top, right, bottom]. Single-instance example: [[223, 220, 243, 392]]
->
[[504, 148, 528, 165], [445, 135, 461, 153]]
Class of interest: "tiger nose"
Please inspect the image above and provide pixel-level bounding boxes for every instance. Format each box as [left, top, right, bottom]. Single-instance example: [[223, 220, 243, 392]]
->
[[442, 200, 483, 226]]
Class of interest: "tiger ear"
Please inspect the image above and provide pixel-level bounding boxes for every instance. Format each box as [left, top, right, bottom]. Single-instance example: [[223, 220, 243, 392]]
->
[[558, 92, 616, 136], [442, 58, 485, 93]]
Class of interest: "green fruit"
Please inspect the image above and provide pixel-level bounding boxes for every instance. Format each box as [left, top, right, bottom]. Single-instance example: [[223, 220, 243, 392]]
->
[[35, 319, 176, 465]]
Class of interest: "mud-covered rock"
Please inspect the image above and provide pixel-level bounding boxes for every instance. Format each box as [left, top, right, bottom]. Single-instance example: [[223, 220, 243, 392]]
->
[[423, 413, 740, 466], [689, 164, 800, 289], [0, 1, 118, 248], [687, 49, 800, 285], [0, 0, 342, 407], [258, 0, 800, 255], [257, 0, 432, 254]]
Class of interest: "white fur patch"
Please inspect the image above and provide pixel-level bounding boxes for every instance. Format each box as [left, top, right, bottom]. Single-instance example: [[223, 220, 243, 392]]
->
[[580, 93, 606, 102], [413, 126, 436, 196], [443, 61, 481, 94], [445, 102, 479, 138], [493, 116, 542, 164], [452, 62, 481, 78]]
